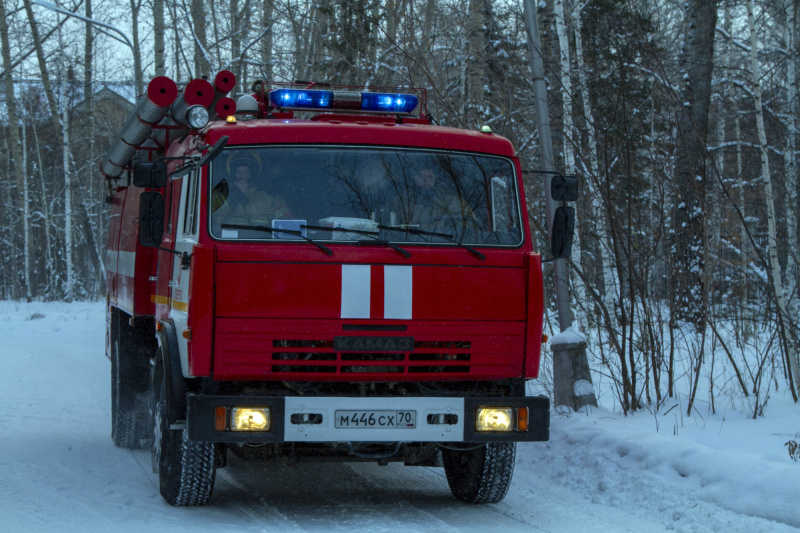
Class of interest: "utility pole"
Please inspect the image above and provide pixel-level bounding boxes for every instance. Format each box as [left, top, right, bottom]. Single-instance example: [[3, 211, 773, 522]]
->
[[522, 0, 597, 411]]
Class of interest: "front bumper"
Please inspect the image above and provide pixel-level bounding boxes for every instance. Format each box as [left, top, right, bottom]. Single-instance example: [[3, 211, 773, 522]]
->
[[186, 394, 549, 443]]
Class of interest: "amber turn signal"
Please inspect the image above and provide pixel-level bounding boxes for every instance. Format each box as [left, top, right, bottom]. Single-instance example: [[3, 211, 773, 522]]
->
[[517, 407, 529, 432], [215, 407, 227, 431]]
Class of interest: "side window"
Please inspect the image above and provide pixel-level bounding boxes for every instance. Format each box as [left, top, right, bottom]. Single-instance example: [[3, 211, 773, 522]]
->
[[182, 171, 200, 236]]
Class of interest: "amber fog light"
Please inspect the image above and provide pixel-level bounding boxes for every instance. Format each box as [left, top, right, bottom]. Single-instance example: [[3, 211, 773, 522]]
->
[[231, 407, 270, 431], [476, 408, 513, 432]]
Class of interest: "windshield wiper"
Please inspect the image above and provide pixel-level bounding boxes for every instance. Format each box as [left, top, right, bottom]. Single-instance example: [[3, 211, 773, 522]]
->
[[220, 223, 333, 256], [378, 225, 485, 261], [301, 224, 411, 259]]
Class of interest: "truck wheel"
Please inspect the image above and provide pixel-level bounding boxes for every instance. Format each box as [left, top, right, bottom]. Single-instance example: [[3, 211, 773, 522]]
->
[[110, 315, 149, 448], [152, 354, 216, 506], [441, 442, 516, 504]]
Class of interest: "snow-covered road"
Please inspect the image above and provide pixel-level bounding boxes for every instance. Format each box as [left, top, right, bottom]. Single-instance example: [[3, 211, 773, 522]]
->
[[1, 302, 798, 532]]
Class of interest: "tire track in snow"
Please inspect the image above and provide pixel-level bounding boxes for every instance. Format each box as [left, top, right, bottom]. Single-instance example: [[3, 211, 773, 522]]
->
[[215, 468, 308, 532]]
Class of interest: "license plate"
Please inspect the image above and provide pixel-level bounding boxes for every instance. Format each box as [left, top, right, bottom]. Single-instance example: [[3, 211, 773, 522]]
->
[[334, 410, 417, 429]]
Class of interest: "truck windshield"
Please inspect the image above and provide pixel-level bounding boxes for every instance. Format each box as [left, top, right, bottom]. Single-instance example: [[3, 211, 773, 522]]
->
[[209, 146, 522, 246]]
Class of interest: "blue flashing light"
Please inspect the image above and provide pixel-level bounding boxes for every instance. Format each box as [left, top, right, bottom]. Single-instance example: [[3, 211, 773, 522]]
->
[[270, 89, 333, 109], [361, 93, 418, 113], [270, 88, 419, 114]]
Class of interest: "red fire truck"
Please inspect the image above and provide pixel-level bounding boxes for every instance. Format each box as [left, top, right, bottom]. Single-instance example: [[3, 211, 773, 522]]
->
[[104, 74, 572, 506]]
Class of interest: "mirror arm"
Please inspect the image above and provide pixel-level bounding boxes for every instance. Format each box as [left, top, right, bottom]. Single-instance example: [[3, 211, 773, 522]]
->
[[522, 169, 564, 178], [157, 246, 191, 270]]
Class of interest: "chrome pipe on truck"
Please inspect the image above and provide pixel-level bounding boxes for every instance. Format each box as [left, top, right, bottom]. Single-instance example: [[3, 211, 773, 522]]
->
[[151, 78, 215, 147], [209, 70, 237, 120], [212, 97, 236, 120], [100, 76, 178, 178]]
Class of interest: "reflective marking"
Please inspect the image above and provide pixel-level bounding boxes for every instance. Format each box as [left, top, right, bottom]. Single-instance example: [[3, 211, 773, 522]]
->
[[105, 250, 117, 273], [117, 251, 136, 277], [118, 299, 134, 315], [341, 265, 371, 318], [152, 294, 190, 313], [384, 266, 412, 319]]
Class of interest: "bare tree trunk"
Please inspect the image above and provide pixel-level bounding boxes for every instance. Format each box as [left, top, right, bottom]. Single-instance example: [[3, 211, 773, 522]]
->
[[231, 0, 242, 85], [61, 93, 74, 301], [191, 0, 209, 78], [84, 0, 95, 161], [261, 0, 275, 80], [311, 0, 333, 81], [29, 102, 55, 298], [554, 0, 590, 327], [380, 0, 401, 83], [573, 4, 618, 331], [672, 0, 717, 326], [784, 0, 798, 303], [730, 0, 747, 342], [154, 0, 166, 76], [22, 0, 61, 135], [171, 2, 181, 80], [466, 0, 485, 117], [747, 0, 800, 400], [130, 0, 144, 95], [3, 1, 31, 300], [21, 106, 32, 301]]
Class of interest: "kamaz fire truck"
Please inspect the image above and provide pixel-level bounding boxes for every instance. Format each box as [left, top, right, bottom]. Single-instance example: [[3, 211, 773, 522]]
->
[[103, 72, 574, 506]]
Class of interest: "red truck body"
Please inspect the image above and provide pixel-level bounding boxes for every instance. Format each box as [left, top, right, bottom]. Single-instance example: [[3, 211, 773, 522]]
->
[[104, 79, 549, 506]]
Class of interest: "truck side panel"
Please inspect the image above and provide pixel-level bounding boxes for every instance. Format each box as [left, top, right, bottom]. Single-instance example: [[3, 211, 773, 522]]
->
[[524, 252, 545, 378], [114, 186, 157, 317], [106, 188, 126, 312]]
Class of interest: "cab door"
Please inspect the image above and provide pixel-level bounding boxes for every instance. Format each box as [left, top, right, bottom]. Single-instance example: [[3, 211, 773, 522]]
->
[[170, 169, 201, 377]]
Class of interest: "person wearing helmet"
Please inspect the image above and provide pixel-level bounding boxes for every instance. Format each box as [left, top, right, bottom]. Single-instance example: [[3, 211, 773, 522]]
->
[[211, 152, 292, 231], [406, 166, 480, 234]]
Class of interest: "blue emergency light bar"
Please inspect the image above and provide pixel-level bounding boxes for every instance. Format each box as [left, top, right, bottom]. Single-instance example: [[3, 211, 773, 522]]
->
[[270, 89, 419, 114]]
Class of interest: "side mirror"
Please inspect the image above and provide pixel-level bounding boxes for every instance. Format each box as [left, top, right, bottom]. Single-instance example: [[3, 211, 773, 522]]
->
[[550, 206, 575, 259], [138, 191, 165, 247], [133, 161, 168, 188], [551, 175, 579, 201]]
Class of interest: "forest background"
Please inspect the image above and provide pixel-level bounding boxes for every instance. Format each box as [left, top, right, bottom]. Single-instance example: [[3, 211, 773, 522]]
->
[[1, 0, 799, 419]]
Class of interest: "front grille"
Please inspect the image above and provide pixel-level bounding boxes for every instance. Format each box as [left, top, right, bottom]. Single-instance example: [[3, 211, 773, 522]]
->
[[213, 320, 525, 381], [268, 339, 471, 375]]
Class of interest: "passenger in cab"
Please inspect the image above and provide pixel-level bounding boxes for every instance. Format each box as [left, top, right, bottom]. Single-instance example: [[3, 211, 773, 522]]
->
[[211, 152, 292, 228]]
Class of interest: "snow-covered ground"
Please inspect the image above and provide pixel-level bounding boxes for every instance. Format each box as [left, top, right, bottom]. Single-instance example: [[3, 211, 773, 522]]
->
[[1, 301, 798, 532]]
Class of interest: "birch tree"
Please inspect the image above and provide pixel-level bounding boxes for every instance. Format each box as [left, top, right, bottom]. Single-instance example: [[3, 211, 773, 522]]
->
[[783, 0, 798, 302], [260, 0, 275, 80], [572, 1, 618, 333], [746, 0, 800, 400], [191, 0, 210, 78], [154, 0, 166, 76]]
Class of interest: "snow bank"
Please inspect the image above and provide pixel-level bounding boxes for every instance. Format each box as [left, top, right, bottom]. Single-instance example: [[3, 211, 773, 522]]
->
[[519, 400, 800, 531]]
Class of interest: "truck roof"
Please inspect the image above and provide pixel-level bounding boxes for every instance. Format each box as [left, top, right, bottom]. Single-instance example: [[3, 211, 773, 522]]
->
[[203, 116, 518, 158]]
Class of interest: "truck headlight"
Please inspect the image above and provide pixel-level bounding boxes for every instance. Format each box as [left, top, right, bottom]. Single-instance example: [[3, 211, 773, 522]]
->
[[476, 407, 513, 432], [231, 407, 270, 431], [185, 104, 210, 129]]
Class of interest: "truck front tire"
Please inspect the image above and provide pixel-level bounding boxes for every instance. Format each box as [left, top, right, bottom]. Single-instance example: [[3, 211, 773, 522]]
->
[[442, 442, 516, 504], [152, 347, 216, 506]]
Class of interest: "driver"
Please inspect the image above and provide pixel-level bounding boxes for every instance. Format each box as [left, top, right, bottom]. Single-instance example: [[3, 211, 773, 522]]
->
[[410, 168, 479, 231], [212, 152, 292, 226]]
